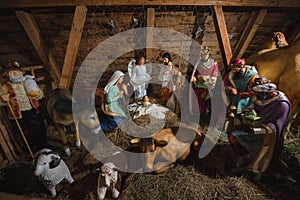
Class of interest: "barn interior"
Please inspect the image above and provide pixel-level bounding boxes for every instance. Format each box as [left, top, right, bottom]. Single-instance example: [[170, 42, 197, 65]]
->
[[0, 1, 300, 199]]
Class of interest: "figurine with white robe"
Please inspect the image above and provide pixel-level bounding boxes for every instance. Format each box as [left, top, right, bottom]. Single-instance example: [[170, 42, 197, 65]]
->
[[128, 55, 152, 100]]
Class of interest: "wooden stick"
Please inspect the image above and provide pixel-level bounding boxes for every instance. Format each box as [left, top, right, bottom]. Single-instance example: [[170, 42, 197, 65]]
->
[[0, 84, 34, 159]]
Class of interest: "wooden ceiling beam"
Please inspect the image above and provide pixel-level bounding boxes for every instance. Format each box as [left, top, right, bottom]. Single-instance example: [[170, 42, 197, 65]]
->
[[287, 20, 300, 43], [213, 5, 232, 70], [233, 9, 267, 59], [59, 6, 87, 89], [15, 11, 61, 82], [1, 0, 300, 8]]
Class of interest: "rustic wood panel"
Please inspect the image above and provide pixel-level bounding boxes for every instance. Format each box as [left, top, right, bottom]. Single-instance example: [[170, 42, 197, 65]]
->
[[0, 152, 7, 169], [0, 123, 17, 160], [0, 4, 299, 89], [34, 13, 73, 73], [1, 0, 300, 8], [0, 192, 50, 200], [16, 11, 60, 82], [0, 15, 41, 66], [233, 9, 267, 59], [0, 124, 15, 162]]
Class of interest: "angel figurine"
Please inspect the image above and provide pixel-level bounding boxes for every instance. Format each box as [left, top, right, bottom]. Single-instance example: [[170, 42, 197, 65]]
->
[[128, 54, 152, 100]]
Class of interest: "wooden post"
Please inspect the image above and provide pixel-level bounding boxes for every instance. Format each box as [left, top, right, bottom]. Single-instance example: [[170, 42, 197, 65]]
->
[[213, 6, 232, 70], [146, 8, 155, 61], [59, 6, 87, 89]]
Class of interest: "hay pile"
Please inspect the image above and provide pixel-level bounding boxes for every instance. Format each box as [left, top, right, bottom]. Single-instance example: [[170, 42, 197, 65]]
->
[[121, 165, 269, 200]]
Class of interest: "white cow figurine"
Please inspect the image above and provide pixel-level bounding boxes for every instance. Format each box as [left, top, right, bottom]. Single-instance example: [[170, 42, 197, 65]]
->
[[97, 162, 122, 200], [33, 148, 74, 197]]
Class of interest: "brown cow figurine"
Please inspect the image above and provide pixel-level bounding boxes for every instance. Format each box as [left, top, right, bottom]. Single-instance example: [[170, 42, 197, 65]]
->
[[130, 126, 204, 174]]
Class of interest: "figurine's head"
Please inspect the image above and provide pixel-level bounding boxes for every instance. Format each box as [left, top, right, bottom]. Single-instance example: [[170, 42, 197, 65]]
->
[[250, 77, 277, 101], [230, 58, 246, 79], [137, 56, 146, 65], [200, 46, 211, 61], [162, 52, 172, 66], [231, 58, 246, 69], [4, 61, 24, 83], [104, 70, 125, 94]]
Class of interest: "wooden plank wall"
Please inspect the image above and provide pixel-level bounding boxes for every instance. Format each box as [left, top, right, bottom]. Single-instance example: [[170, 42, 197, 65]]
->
[[0, 108, 18, 169], [1, 5, 299, 91]]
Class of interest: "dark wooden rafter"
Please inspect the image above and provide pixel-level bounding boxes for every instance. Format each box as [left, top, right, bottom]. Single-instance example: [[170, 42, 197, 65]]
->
[[15, 11, 61, 82], [1, 0, 300, 8], [233, 9, 267, 59], [213, 5, 232, 69], [59, 6, 87, 89], [290, 32, 300, 43], [146, 8, 155, 61], [287, 20, 300, 43]]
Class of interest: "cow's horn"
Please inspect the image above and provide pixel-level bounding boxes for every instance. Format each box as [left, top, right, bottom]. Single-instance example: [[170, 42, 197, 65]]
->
[[130, 138, 140, 144]]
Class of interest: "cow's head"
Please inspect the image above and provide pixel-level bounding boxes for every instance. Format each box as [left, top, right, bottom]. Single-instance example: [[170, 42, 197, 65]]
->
[[130, 137, 168, 153]]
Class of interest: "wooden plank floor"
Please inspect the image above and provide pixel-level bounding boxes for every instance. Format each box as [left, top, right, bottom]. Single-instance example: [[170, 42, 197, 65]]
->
[[0, 192, 50, 200]]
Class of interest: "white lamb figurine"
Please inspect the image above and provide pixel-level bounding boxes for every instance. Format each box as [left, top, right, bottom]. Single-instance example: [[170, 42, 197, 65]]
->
[[97, 162, 122, 200], [33, 148, 74, 197]]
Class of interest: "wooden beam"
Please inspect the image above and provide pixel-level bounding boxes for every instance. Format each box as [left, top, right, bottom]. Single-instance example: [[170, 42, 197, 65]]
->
[[1, 0, 300, 8], [0, 192, 50, 200], [287, 20, 300, 43], [233, 9, 267, 59], [146, 8, 154, 61], [15, 11, 61, 82], [213, 5, 232, 69], [59, 6, 87, 89], [21, 65, 44, 71]]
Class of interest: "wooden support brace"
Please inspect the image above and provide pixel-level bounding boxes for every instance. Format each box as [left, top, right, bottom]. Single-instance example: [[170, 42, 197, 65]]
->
[[59, 6, 87, 89]]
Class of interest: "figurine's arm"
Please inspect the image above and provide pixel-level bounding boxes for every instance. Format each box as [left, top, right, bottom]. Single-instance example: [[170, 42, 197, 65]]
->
[[106, 87, 122, 103]]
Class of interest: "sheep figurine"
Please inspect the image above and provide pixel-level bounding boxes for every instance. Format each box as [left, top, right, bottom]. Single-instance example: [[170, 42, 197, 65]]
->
[[97, 162, 122, 200], [33, 148, 74, 197], [23, 75, 43, 97]]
